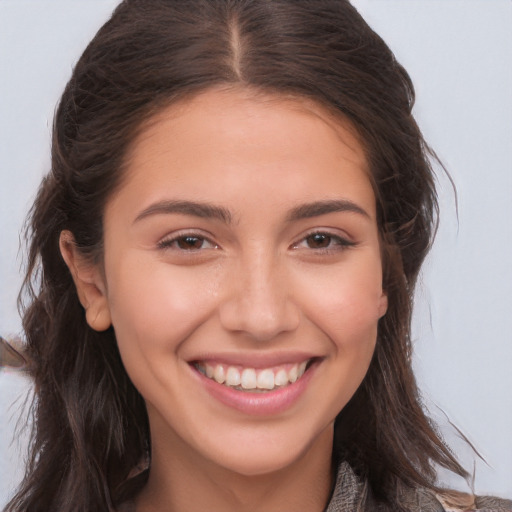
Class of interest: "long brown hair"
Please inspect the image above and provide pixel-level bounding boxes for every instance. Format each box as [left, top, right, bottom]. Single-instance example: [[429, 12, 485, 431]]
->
[[6, 1, 466, 510]]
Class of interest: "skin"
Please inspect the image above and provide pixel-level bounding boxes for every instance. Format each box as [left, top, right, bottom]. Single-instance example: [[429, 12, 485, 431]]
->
[[61, 88, 387, 512]]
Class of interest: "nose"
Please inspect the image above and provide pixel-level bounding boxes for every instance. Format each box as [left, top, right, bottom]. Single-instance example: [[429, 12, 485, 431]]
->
[[218, 250, 300, 342]]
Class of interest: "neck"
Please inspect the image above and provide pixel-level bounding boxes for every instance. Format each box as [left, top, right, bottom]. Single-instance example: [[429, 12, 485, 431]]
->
[[135, 424, 334, 512]]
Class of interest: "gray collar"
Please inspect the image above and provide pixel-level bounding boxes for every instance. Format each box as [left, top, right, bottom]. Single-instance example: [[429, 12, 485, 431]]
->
[[325, 461, 365, 512]]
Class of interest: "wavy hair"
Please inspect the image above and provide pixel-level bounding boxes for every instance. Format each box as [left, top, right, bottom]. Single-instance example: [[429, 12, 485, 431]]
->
[[6, 1, 466, 511]]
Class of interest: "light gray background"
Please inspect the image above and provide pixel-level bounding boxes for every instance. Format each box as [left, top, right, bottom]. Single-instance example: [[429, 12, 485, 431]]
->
[[1, 0, 511, 507]]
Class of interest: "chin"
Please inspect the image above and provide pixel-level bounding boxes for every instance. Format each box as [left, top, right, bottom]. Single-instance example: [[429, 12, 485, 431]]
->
[[199, 423, 334, 478], [217, 449, 303, 477]]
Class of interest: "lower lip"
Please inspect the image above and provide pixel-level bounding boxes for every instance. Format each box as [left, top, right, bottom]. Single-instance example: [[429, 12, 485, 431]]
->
[[189, 361, 319, 416]]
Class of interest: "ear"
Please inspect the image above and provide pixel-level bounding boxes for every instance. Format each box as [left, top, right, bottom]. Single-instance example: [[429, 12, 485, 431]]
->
[[378, 289, 388, 319], [59, 230, 112, 332]]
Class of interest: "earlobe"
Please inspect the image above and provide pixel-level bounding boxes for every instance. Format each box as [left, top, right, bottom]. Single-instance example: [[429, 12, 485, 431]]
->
[[59, 230, 112, 332], [84, 304, 112, 332]]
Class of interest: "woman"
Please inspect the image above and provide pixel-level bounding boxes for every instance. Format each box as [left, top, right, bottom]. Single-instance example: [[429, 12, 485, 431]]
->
[[2, 1, 511, 511]]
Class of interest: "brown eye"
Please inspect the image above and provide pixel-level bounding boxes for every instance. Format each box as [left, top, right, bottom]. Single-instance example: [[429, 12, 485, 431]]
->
[[177, 236, 206, 250], [291, 231, 355, 253], [157, 233, 218, 251], [305, 233, 332, 249]]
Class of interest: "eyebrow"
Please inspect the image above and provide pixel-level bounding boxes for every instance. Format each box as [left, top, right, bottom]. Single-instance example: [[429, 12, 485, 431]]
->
[[285, 199, 369, 221], [134, 200, 232, 224], [133, 198, 369, 225]]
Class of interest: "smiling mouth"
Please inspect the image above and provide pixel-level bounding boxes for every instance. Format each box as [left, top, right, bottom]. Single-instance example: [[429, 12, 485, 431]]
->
[[193, 359, 315, 392]]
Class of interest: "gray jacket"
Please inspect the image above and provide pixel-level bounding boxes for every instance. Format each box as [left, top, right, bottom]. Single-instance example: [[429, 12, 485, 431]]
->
[[327, 461, 512, 512]]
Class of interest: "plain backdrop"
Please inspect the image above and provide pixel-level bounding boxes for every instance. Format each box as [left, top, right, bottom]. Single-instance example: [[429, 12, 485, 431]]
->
[[1, 0, 511, 507]]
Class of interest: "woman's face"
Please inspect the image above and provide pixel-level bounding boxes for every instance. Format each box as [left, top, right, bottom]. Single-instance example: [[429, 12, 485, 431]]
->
[[92, 88, 387, 475]]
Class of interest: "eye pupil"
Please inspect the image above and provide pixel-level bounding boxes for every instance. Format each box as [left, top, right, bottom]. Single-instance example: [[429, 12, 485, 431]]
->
[[307, 234, 331, 248], [178, 236, 203, 250]]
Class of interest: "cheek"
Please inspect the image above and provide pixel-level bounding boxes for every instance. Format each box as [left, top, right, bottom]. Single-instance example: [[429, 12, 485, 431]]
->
[[297, 257, 385, 345], [105, 255, 222, 358]]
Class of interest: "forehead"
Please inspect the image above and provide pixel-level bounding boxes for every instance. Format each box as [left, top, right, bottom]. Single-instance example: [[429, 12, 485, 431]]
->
[[111, 87, 375, 220], [127, 86, 368, 170]]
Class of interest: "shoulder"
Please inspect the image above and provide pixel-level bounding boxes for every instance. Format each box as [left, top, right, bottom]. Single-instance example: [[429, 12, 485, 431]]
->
[[434, 490, 512, 512], [402, 487, 512, 512], [327, 462, 512, 512]]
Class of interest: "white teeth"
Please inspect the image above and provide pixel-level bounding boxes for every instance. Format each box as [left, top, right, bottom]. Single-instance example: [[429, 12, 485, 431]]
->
[[197, 359, 312, 391], [288, 365, 298, 383], [257, 369, 275, 390], [274, 369, 288, 386], [226, 366, 241, 386], [241, 368, 257, 389], [213, 365, 226, 384]]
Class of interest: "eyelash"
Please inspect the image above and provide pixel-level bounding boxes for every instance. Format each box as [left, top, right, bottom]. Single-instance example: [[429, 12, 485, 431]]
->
[[157, 230, 355, 253], [291, 231, 356, 253], [157, 232, 218, 251]]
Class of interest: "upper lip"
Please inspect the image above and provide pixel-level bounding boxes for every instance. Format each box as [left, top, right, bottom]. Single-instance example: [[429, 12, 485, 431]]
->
[[187, 351, 321, 369]]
